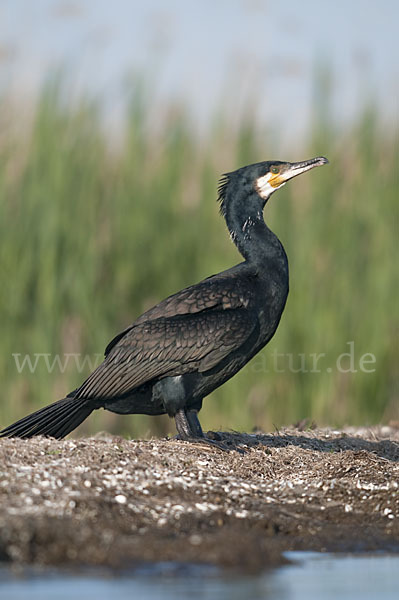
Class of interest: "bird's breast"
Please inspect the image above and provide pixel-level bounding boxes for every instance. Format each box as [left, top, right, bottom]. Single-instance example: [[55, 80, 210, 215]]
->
[[255, 270, 289, 342]]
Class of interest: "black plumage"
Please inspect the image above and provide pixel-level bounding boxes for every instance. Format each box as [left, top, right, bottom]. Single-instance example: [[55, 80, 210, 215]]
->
[[0, 156, 328, 441]]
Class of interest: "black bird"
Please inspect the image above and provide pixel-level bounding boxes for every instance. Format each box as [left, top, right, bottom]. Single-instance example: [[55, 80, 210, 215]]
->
[[0, 157, 328, 441]]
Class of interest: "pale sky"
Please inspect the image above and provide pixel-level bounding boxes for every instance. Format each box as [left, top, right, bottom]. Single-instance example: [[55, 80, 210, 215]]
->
[[1, 0, 398, 145]]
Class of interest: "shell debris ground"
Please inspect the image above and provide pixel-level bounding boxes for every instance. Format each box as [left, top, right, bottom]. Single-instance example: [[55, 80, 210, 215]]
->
[[0, 426, 398, 572]]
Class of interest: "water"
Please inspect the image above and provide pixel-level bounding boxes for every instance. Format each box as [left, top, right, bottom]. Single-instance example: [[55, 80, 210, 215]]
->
[[0, 552, 398, 600]]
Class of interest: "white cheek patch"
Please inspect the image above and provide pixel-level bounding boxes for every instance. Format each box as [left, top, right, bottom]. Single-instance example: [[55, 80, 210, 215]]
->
[[255, 173, 285, 200]]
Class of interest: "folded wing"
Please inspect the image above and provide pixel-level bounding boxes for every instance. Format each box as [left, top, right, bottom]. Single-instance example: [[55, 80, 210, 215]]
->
[[75, 308, 256, 400], [104, 271, 252, 356]]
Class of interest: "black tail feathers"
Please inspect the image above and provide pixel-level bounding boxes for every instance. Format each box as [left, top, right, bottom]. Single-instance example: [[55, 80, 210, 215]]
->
[[0, 397, 93, 440]]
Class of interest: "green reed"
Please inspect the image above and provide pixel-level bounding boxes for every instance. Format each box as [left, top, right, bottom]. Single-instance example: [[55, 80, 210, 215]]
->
[[0, 78, 397, 437]]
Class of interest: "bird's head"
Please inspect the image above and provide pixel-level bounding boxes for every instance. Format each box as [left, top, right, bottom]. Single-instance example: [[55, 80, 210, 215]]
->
[[254, 156, 329, 201], [218, 156, 328, 217]]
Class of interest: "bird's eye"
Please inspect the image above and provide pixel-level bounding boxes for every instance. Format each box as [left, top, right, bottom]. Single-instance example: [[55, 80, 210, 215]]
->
[[271, 166, 280, 175]]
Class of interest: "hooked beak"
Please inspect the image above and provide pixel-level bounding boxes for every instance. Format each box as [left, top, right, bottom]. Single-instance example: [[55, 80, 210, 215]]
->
[[269, 156, 329, 188]]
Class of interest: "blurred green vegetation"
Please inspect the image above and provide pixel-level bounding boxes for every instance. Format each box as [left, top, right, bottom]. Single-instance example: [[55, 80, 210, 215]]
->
[[0, 78, 397, 437]]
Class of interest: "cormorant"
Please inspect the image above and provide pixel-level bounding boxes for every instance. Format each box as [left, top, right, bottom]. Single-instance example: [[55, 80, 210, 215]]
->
[[0, 157, 328, 442]]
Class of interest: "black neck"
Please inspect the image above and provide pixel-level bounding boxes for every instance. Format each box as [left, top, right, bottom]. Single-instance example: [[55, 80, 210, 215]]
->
[[223, 190, 287, 267]]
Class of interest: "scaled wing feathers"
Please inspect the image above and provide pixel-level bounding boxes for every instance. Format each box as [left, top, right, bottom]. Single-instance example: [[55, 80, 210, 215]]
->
[[104, 274, 252, 356], [76, 308, 255, 400]]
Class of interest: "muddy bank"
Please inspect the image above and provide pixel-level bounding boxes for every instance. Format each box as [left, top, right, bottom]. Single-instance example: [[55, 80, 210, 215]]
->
[[0, 426, 398, 573]]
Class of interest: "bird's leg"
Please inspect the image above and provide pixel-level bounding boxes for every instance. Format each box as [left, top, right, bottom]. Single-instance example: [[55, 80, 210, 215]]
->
[[185, 409, 204, 438], [174, 408, 202, 439], [174, 408, 233, 452]]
